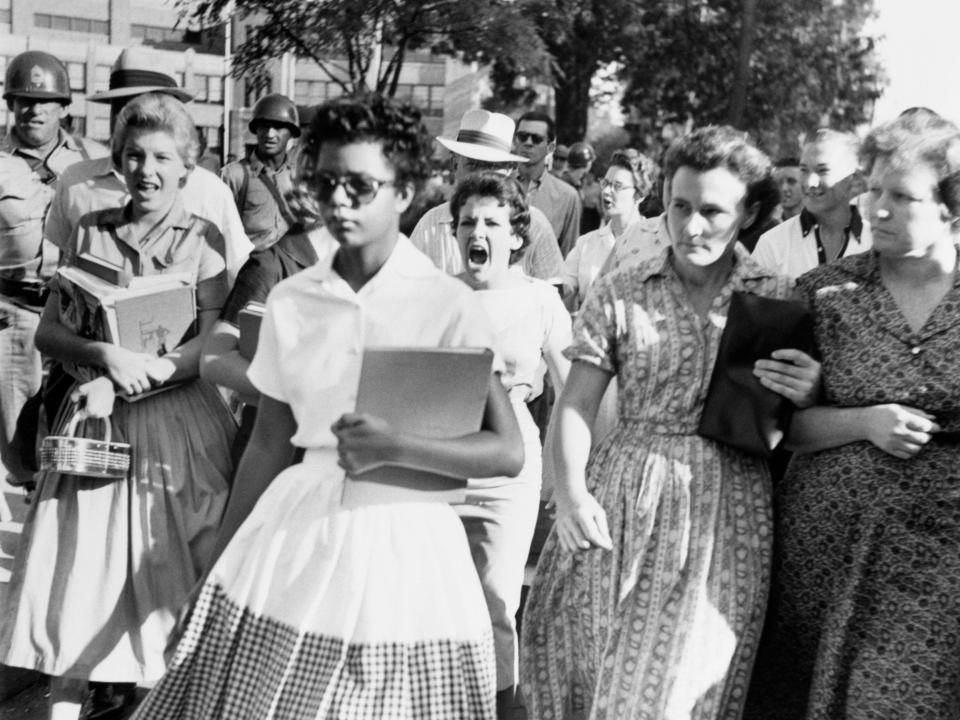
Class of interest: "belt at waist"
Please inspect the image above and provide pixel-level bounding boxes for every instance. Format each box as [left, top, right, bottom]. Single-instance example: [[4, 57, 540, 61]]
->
[[0, 276, 47, 307], [615, 417, 700, 435]]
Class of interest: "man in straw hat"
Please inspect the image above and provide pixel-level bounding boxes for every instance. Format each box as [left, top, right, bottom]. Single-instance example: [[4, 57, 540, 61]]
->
[[45, 46, 252, 284], [0, 50, 109, 488], [409, 108, 562, 282]]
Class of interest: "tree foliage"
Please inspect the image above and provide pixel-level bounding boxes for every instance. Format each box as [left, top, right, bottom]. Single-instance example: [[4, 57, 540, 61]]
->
[[619, 0, 886, 157], [177, 0, 538, 96], [487, 0, 884, 155]]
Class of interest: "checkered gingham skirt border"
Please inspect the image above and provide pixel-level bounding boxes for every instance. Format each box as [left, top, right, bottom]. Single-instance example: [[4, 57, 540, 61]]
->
[[133, 584, 496, 719]]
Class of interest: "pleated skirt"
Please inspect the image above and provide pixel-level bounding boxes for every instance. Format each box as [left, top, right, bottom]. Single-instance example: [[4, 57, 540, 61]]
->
[[0, 379, 235, 683]]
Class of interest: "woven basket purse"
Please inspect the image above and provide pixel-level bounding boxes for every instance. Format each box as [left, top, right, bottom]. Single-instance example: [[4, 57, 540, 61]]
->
[[40, 411, 131, 480]]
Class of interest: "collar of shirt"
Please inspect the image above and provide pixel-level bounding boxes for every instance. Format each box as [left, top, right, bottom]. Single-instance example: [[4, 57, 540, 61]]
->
[[635, 242, 778, 288], [97, 196, 194, 267], [247, 150, 290, 176], [0, 127, 80, 157], [300, 233, 433, 291], [799, 204, 864, 243]]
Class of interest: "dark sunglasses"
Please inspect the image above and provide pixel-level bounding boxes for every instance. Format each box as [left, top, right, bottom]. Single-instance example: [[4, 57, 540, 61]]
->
[[308, 171, 394, 205], [515, 131, 547, 145]]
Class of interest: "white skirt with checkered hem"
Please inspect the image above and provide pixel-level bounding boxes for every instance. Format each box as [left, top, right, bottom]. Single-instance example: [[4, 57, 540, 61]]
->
[[132, 449, 497, 719]]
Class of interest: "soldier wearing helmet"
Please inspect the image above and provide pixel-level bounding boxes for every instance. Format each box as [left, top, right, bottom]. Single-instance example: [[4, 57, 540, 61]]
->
[[0, 50, 108, 487], [220, 93, 301, 250]]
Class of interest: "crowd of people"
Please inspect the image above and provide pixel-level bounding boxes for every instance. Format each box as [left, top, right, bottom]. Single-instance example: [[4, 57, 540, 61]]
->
[[1, 43, 959, 720]]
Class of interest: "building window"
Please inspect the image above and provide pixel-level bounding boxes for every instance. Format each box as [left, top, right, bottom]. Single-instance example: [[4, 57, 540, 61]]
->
[[67, 62, 85, 92], [92, 116, 111, 143], [94, 64, 111, 93], [0, 9, 12, 25], [34, 13, 109, 35], [132, 24, 183, 43], [206, 76, 223, 103]]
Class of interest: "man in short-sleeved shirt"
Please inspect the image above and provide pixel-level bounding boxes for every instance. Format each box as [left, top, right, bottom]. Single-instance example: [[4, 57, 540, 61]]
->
[[753, 129, 872, 280], [514, 111, 582, 256]]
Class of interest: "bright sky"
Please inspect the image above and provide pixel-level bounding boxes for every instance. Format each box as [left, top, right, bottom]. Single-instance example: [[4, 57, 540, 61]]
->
[[869, 0, 960, 126]]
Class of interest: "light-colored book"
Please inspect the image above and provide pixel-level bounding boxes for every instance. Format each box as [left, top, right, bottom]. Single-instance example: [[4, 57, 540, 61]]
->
[[57, 265, 196, 356], [340, 347, 493, 508]]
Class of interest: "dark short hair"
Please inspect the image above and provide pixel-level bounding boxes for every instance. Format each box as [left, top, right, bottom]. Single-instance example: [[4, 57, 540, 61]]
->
[[609, 149, 656, 198], [449, 172, 531, 264], [662, 125, 772, 209], [112, 92, 199, 170], [297, 93, 433, 194], [774, 156, 800, 168], [517, 110, 556, 142], [861, 118, 960, 217]]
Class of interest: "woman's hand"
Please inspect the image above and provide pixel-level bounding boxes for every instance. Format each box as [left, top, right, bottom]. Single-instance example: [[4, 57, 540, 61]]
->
[[553, 491, 613, 552], [71, 376, 116, 418], [145, 356, 177, 386], [754, 348, 821, 408], [101, 345, 156, 396], [863, 404, 940, 459], [331, 412, 399, 475]]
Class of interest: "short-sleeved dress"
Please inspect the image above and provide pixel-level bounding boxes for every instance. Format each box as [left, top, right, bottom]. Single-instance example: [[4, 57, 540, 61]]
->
[[132, 236, 498, 719], [744, 251, 960, 719], [0, 200, 237, 683], [520, 246, 793, 720], [455, 276, 571, 690]]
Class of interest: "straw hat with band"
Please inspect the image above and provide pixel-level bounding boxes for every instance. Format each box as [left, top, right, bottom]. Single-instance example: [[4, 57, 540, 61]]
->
[[88, 47, 194, 104], [436, 109, 527, 163]]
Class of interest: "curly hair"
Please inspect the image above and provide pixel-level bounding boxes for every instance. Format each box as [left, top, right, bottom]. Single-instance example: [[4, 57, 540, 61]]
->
[[662, 125, 772, 210], [609, 148, 656, 198], [296, 93, 433, 197], [449, 172, 531, 264], [111, 92, 200, 171], [861, 118, 960, 218]]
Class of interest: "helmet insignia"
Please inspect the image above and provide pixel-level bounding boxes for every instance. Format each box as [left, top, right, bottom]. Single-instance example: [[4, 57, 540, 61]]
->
[[29, 65, 45, 88]]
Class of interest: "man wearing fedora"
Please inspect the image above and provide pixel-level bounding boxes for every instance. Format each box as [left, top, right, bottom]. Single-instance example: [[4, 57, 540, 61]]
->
[[44, 47, 251, 284], [220, 93, 300, 252], [409, 108, 563, 282], [0, 50, 109, 488]]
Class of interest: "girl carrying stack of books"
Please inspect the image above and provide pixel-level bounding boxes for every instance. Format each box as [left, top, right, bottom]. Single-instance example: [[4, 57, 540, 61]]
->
[[0, 92, 236, 720]]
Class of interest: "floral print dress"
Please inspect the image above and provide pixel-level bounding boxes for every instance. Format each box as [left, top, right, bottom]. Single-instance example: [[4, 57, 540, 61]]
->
[[521, 246, 792, 720]]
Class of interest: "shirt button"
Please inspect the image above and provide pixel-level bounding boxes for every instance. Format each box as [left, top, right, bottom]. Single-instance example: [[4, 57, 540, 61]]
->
[[910, 346, 922, 355]]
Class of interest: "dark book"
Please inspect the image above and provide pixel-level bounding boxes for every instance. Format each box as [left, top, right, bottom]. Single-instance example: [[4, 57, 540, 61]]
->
[[237, 301, 266, 360]]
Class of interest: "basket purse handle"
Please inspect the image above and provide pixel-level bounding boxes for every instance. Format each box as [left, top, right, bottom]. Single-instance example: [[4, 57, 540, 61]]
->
[[66, 410, 111, 445]]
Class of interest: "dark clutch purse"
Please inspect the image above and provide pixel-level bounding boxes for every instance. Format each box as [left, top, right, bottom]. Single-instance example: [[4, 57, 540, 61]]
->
[[697, 291, 815, 457]]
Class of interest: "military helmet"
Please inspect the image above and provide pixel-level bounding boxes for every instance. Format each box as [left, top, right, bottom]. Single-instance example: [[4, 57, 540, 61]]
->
[[567, 141, 596, 169], [249, 94, 300, 137], [4, 50, 72, 104]]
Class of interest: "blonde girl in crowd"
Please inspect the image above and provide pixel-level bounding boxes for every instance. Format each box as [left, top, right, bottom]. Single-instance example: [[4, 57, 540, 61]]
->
[[0, 93, 235, 720]]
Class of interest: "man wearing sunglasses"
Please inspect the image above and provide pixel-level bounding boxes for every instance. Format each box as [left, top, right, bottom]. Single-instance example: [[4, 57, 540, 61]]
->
[[410, 109, 563, 284], [514, 111, 582, 257]]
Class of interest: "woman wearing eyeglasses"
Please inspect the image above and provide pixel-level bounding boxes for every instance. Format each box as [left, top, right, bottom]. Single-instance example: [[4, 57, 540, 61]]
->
[[561, 150, 657, 311], [132, 95, 523, 719]]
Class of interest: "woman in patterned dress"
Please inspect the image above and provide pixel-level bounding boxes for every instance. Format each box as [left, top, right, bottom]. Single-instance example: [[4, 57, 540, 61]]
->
[[744, 117, 960, 719], [520, 126, 821, 720], [0, 93, 236, 719], [132, 95, 523, 720]]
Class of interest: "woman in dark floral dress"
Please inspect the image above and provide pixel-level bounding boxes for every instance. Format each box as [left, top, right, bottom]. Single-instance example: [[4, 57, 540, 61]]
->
[[745, 116, 960, 719]]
